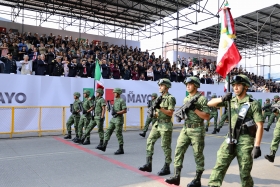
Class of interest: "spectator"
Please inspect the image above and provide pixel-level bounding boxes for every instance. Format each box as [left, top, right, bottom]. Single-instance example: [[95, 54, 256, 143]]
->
[[112, 64, 121, 79], [35, 54, 48, 75], [154, 66, 162, 81], [146, 66, 154, 81], [18, 46, 28, 60], [0, 53, 17, 74], [62, 56, 69, 77], [122, 65, 131, 80], [139, 73, 146, 81], [77, 59, 90, 78], [68, 56, 78, 77], [19, 55, 32, 75], [131, 67, 139, 80], [101, 59, 110, 79], [0, 42, 8, 57]]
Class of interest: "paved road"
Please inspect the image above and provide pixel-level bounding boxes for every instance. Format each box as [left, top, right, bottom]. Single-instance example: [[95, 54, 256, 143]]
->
[[0, 125, 279, 187]]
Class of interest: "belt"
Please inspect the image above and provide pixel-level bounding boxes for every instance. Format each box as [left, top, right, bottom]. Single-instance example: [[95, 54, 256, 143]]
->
[[158, 119, 172, 123], [240, 126, 249, 135], [185, 123, 204, 128]]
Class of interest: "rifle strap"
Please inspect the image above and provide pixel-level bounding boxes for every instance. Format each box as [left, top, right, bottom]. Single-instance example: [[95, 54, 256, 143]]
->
[[233, 102, 251, 142]]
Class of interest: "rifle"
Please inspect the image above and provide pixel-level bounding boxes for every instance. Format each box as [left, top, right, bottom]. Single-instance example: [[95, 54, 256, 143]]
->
[[91, 96, 96, 120], [271, 103, 280, 113], [147, 100, 152, 108], [174, 92, 202, 122], [262, 104, 272, 111], [147, 96, 162, 118], [106, 100, 111, 112]]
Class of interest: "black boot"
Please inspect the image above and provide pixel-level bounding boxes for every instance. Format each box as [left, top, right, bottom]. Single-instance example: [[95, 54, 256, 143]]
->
[[80, 135, 86, 144], [114, 144, 124, 155], [205, 127, 208, 132], [139, 131, 146, 137], [165, 167, 181, 185], [73, 136, 82, 143], [158, 163, 170, 176], [83, 137, 90, 145], [265, 150, 276, 163], [97, 140, 108, 152], [95, 139, 104, 149], [64, 131, 72, 139], [139, 157, 152, 172], [72, 134, 78, 142], [187, 171, 203, 187], [264, 127, 270, 132], [216, 127, 221, 133], [212, 128, 217, 134]]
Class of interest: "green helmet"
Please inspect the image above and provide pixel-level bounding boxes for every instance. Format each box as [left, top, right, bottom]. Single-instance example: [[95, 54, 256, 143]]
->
[[183, 77, 200, 88], [96, 88, 104, 95], [211, 95, 217, 98], [74, 92, 80, 98], [158, 78, 171, 88], [83, 90, 90, 95], [113, 88, 122, 94], [231, 74, 251, 87], [266, 98, 270, 101], [151, 93, 158, 98], [274, 95, 279, 99]]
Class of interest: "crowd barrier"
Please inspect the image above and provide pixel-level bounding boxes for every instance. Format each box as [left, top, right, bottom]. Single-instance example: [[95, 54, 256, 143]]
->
[[0, 106, 224, 138]]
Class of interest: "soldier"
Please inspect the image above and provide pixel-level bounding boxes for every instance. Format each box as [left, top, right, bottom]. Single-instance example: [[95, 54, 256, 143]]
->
[[265, 105, 280, 163], [81, 87, 106, 146], [139, 93, 158, 138], [73, 90, 94, 143], [64, 92, 81, 139], [207, 74, 263, 187], [52, 56, 64, 76], [205, 94, 219, 134], [215, 107, 228, 133], [0, 53, 17, 74], [165, 77, 210, 187], [96, 88, 127, 155], [264, 95, 280, 132], [262, 98, 272, 122], [139, 78, 176, 176]]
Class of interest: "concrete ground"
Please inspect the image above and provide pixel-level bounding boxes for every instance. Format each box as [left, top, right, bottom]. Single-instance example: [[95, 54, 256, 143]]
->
[[0, 125, 280, 187]]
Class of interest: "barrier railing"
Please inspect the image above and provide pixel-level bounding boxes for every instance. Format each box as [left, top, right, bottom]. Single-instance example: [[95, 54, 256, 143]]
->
[[0, 106, 225, 138]]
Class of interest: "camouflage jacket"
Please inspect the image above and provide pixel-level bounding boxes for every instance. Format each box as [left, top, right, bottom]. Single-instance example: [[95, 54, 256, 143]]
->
[[94, 96, 106, 119]]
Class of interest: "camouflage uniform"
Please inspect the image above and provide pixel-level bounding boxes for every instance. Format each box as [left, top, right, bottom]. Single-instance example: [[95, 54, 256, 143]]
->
[[265, 97, 280, 131], [64, 92, 81, 139], [166, 77, 209, 187], [265, 115, 280, 162], [208, 75, 263, 187], [139, 78, 176, 176], [217, 109, 228, 129], [82, 88, 106, 145], [75, 90, 93, 142], [262, 98, 271, 122], [205, 95, 218, 134], [139, 93, 158, 138]]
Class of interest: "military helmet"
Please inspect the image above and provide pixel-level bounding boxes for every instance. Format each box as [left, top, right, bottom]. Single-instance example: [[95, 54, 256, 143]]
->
[[266, 98, 270, 101], [211, 95, 217, 98], [183, 77, 200, 88], [274, 95, 279, 99], [113, 88, 122, 94], [158, 78, 171, 88], [83, 90, 90, 95], [151, 93, 158, 98], [231, 74, 251, 87], [73, 92, 80, 97], [96, 88, 104, 95]]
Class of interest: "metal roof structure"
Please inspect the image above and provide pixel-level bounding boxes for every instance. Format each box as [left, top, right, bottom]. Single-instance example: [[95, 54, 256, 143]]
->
[[172, 4, 280, 58], [0, 0, 222, 40]]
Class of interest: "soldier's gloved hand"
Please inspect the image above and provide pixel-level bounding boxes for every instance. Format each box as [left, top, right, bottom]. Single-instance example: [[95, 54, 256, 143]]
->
[[154, 96, 162, 109], [100, 117, 104, 121], [251, 146, 261, 159], [176, 117, 182, 123], [222, 93, 232, 102], [272, 108, 278, 113]]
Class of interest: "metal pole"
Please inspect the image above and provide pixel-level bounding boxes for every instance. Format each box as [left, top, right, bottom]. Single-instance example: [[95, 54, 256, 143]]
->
[[176, 0, 179, 65], [22, 3, 24, 34], [256, 11, 259, 76], [269, 16, 272, 79]]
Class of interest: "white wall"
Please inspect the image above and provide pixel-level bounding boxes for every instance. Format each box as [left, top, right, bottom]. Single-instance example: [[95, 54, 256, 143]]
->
[[0, 20, 140, 47]]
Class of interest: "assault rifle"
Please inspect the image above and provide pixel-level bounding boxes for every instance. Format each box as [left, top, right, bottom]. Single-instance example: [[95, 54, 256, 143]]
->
[[271, 103, 280, 113], [174, 92, 202, 122], [262, 103, 272, 111], [106, 100, 111, 112], [147, 96, 162, 118]]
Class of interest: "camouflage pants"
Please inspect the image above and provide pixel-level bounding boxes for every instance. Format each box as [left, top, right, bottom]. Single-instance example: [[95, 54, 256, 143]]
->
[[270, 122, 280, 152], [146, 125, 172, 164], [84, 118, 105, 139], [78, 115, 91, 138], [104, 119, 124, 145], [208, 135, 254, 187], [143, 117, 157, 132], [267, 113, 279, 128], [218, 113, 228, 128], [205, 113, 218, 128], [263, 112, 271, 123], [174, 126, 205, 171], [66, 115, 80, 134]]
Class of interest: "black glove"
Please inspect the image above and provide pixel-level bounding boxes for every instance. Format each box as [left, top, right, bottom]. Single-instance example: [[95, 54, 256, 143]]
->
[[154, 96, 162, 109], [272, 108, 278, 113], [251, 146, 261, 159], [100, 117, 104, 121], [222, 93, 232, 102]]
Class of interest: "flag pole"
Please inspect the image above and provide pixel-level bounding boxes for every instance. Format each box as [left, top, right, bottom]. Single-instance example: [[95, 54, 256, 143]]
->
[[227, 72, 234, 154]]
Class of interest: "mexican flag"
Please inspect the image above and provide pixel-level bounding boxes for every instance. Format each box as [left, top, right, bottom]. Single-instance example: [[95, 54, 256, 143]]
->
[[216, 3, 242, 78], [94, 59, 104, 90]]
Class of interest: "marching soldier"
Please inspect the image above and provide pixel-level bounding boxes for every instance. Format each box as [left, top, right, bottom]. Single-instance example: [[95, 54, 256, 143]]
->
[[81, 87, 106, 146], [64, 92, 81, 139], [264, 95, 280, 132], [73, 90, 94, 143], [205, 94, 219, 134], [265, 104, 280, 163], [207, 75, 263, 187], [139, 93, 158, 138], [52, 56, 64, 76], [262, 98, 272, 122], [139, 78, 176, 176], [165, 77, 210, 187], [97, 88, 127, 155]]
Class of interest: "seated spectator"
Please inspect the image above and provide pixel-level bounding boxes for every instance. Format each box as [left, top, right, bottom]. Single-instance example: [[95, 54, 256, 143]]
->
[[20, 55, 32, 75]]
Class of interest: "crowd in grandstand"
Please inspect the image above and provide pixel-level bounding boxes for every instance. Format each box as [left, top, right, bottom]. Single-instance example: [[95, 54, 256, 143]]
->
[[0, 29, 279, 92]]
